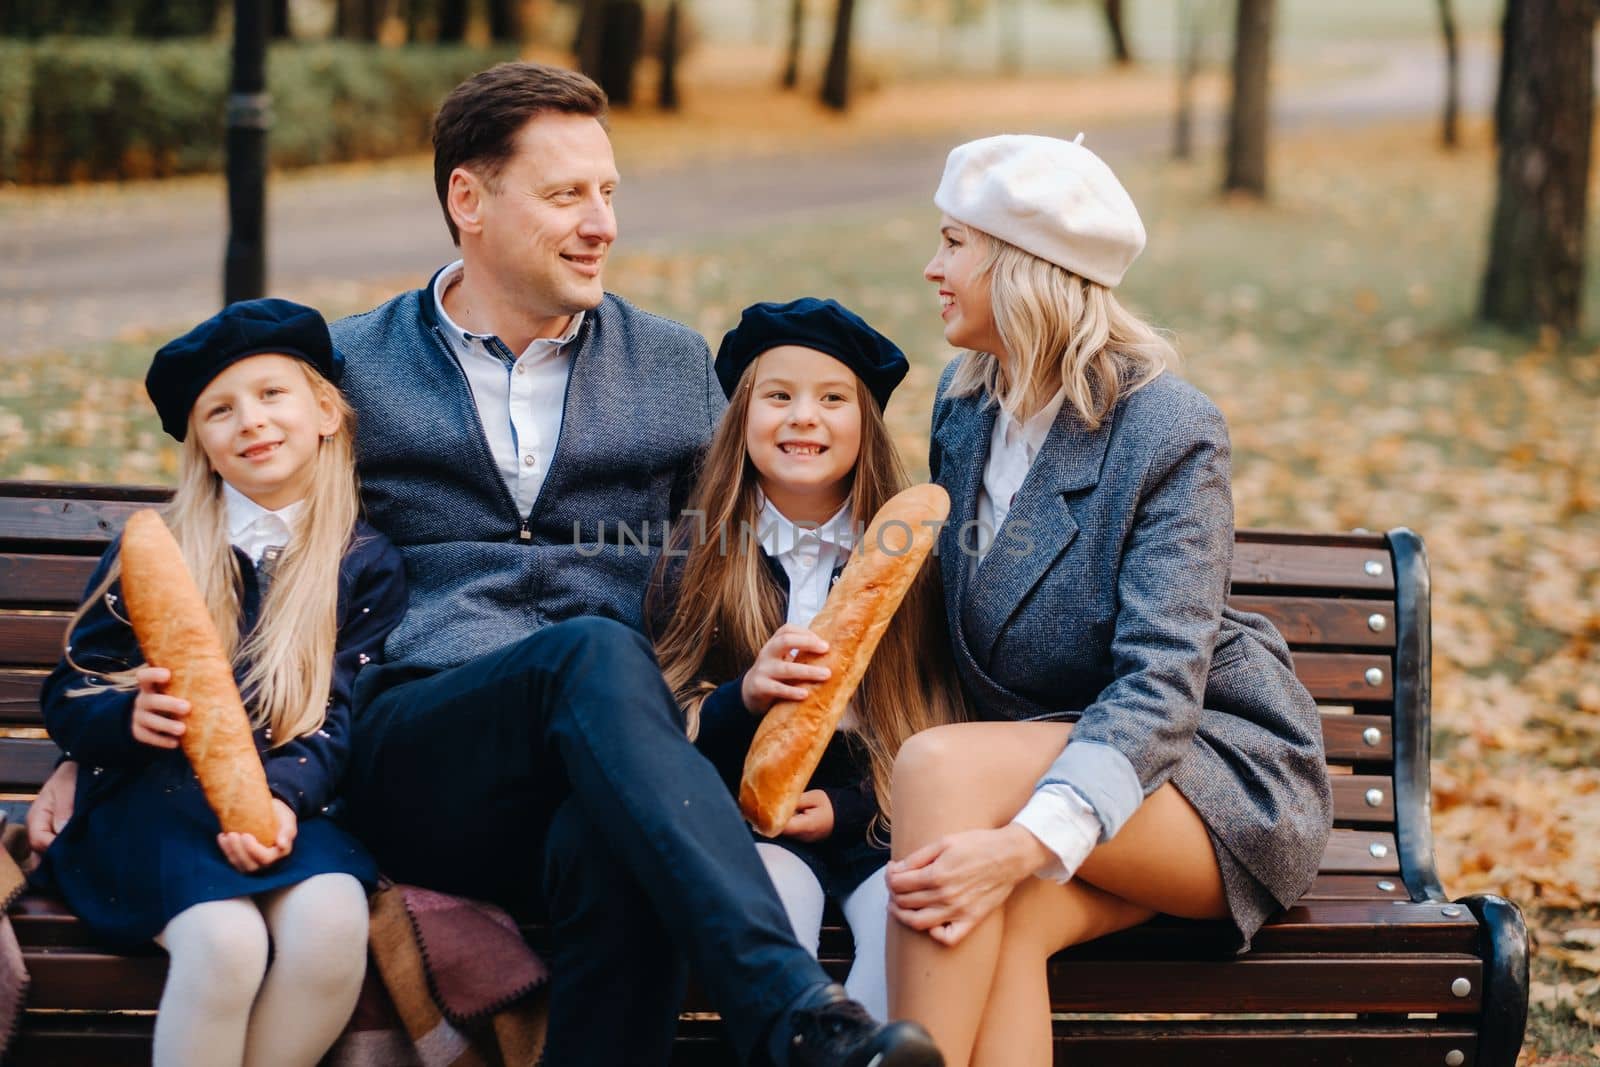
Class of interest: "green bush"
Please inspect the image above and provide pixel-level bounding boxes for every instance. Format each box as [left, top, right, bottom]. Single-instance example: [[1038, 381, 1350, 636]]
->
[[0, 39, 515, 183]]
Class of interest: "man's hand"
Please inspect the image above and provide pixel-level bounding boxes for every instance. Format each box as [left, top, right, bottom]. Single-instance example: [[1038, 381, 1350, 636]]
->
[[217, 799, 297, 873], [740, 624, 830, 713], [886, 824, 1053, 946], [781, 789, 835, 843], [129, 666, 190, 749], [27, 759, 79, 852]]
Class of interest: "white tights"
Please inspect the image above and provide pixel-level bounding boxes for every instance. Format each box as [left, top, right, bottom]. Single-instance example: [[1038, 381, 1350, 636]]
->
[[756, 843, 890, 1019], [152, 873, 369, 1067]]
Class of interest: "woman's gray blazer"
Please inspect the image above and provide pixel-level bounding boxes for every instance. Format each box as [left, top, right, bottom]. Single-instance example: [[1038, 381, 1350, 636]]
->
[[929, 364, 1333, 945]]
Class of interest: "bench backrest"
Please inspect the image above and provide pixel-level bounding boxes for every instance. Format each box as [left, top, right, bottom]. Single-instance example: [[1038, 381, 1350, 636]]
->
[[0, 481, 1440, 905]]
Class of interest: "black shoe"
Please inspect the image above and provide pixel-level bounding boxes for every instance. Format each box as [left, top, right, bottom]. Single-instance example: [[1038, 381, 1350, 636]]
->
[[787, 985, 944, 1067]]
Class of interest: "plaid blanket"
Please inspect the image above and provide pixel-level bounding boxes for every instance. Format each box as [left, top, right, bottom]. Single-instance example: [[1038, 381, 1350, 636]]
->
[[328, 883, 548, 1067]]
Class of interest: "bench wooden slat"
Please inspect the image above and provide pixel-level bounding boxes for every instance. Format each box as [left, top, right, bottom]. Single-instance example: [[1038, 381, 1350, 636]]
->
[[1230, 595, 1395, 649], [1302, 873, 1411, 900], [8, 1019, 156, 1067], [1321, 829, 1399, 873], [0, 738, 64, 793], [0, 669, 47, 724], [1331, 774, 1395, 824], [0, 555, 99, 611], [1046, 1023, 1479, 1067], [0, 496, 159, 555], [1231, 541, 1395, 593], [1046, 957, 1482, 1014], [1320, 713, 1393, 761], [0, 614, 69, 669], [24, 952, 168, 1011], [1292, 651, 1395, 701]]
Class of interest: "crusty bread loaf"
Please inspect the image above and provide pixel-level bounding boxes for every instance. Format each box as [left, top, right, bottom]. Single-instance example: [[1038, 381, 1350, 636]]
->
[[120, 510, 278, 846], [739, 483, 950, 837]]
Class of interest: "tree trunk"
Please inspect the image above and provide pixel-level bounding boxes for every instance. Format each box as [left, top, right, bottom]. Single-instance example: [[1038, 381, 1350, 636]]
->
[[1479, 0, 1596, 337], [1223, 0, 1273, 197], [782, 0, 804, 89], [575, 0, 643, 106], [658, 0, 681, 111], [338, 0, 379, 38], [820, 0, 855, 111], [1103, 0, 1132, 66], [1437, 0, 1460, 148], [1173, 0, 1204, 160], [437, 0, 467, 40]]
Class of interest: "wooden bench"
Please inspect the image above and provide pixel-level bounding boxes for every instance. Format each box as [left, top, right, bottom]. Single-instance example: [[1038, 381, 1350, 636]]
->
[[0, 480, 1530, 1065]]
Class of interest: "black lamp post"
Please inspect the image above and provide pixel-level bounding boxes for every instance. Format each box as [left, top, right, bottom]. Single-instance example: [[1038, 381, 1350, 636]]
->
[[224, 0, 270, 304]]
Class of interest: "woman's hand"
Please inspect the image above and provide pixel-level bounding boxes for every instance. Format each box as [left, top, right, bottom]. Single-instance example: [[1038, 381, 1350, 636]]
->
[[740, 624, 831, 713], [129, 666, 190, 749], [27, 760, 79, 852], [217, 799, 297, 873], [781, 789, 835, 842], [886, 824, 1055, 946]]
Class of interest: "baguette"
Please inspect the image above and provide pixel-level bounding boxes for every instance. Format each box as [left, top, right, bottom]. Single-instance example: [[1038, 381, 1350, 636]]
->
[[120, 510, 278, 846], [738, 483, 950, 837]]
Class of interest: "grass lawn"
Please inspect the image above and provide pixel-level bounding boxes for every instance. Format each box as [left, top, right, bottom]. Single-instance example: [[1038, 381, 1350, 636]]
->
[[4, 117, 1596, 1061]]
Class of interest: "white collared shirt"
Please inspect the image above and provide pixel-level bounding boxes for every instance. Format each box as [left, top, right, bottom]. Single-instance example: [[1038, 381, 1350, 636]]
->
[[757, 497, 855, 630], [223, 482, 302, 565], [758, 497, 858, 731], [975, 392, 1066, 562], [433, 260, 581, 517]]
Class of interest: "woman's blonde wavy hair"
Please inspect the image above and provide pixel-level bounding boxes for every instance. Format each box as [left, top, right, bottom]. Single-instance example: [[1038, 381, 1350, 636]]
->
[[647, 359, 966, 840], [944, 226, 1178, 426], [66, 361, 360, 749]]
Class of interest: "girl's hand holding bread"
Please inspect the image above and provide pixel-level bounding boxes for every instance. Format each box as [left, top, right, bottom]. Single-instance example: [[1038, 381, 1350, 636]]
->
[[217, 798, 298, 873], [129, 666, 190, 749], [740, 625, 831, 713]]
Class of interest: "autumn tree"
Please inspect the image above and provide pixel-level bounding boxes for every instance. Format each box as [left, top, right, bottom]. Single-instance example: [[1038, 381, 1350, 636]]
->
[[1479, 0, 1596, 337], [1222, 0, 1274, 197], [782, 0, 805, 88], [1102, 0, 1131, 65], [820, 0, 856, 111], [1437, 0, 1459, 149]]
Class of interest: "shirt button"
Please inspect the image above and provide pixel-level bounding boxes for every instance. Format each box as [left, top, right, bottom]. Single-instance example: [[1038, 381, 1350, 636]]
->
[[523, 454, 537, 467], [516, 364, 526, 375]]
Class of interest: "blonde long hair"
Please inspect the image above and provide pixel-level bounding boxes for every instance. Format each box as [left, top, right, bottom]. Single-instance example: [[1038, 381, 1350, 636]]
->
[[648, 361, 965, 837], [945, 229, 1177, 426], [66, 362, 360, 748]]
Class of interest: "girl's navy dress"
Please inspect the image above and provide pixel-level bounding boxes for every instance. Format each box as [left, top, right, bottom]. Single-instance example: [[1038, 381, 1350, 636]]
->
[[649, 550, 884, 900], [36, 521, 407, 948]]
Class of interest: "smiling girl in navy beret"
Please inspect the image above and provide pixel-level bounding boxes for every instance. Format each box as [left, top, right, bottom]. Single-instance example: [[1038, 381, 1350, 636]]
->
[[647, 297, 965, 1019], [35, 298, 407, 1067]]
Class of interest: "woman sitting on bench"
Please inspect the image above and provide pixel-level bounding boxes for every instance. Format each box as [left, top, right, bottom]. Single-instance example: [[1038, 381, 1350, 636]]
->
[[884, 134, 1335, 1066]]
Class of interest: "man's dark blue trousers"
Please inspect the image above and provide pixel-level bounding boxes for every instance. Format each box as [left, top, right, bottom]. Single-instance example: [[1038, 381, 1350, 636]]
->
[[345, 616, 827, 1065]]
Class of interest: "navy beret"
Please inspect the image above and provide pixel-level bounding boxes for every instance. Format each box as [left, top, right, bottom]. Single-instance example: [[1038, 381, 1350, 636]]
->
[[146, 298, 343, 441], [715, 298, 909, 411]]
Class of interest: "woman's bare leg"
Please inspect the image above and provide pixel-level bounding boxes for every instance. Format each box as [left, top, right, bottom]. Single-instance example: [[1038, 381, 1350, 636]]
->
[[887, 722, 1230, 1066], [886, 722, 1071, 1064], [970, 877, 1153, 1067]]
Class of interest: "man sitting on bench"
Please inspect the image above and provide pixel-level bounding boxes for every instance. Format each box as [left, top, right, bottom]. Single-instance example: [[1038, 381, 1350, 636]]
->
[[29, 61, 941, 1067]]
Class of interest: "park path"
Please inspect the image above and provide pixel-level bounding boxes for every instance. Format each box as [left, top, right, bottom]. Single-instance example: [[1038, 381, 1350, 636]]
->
[[0, 39, 1496, 358]]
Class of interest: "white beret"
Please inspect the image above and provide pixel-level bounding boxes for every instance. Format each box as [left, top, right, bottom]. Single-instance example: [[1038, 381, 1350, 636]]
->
[[933, 133, 1147, 288]]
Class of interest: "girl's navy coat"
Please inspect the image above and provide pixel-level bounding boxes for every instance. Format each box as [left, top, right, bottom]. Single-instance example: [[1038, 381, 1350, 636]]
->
[[931, 365, 1333, 946], [37, 521, 406, 947], [649, 549, 884, 899]]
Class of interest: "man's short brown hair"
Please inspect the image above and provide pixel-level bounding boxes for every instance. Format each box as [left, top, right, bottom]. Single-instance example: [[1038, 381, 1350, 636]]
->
[[432, 62, 609, 245]]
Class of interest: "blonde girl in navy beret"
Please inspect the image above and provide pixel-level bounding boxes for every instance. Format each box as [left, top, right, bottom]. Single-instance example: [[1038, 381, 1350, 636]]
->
[[36, 299, 407, 1067], [885, 135, 1333, 1064], [648, 298, 965, 1025]]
